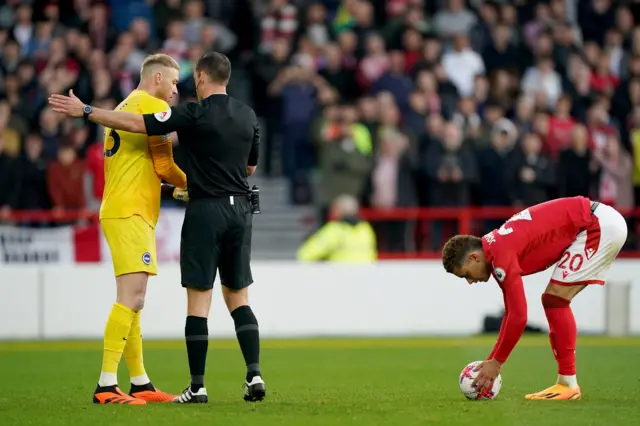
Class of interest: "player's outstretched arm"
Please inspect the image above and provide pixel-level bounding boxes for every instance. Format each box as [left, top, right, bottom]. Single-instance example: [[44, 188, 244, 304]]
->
[[489, 276, 528, 364], [472, 275, 528, 393], [49, 90, 147, 134]]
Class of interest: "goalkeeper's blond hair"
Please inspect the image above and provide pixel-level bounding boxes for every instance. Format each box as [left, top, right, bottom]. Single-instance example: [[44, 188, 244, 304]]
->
[[140, 53, 180, 78]]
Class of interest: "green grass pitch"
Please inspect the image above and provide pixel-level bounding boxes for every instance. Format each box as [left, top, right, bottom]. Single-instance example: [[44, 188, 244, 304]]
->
[[1, 336, 639, 426]]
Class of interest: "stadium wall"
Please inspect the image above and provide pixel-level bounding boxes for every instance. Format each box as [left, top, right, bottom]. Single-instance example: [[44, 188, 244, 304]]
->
[[1, 261, 640, 340]]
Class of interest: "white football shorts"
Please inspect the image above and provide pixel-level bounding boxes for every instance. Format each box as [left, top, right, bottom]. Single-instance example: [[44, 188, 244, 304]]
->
[[550, 203, 628, 286]]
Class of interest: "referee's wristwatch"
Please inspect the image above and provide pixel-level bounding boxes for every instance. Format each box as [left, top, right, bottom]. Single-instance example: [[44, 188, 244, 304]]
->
[[82, 105, 93, 121]]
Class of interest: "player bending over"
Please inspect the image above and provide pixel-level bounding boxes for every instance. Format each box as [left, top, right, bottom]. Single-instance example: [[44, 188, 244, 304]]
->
[[442, 196, 627, 400], [92, 54, 188, 405]]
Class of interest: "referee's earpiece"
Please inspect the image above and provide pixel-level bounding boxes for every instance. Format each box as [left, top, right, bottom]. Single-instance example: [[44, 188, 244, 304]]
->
[[194, 74, 202, 99], [194, 71, 207, 100]]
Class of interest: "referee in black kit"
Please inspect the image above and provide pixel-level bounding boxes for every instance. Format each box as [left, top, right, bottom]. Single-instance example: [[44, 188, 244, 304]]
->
[[48, 52, 265, 404]]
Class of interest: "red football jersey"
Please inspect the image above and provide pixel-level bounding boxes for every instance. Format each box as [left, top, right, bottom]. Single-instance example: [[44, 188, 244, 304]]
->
[[480, 196, 595, 363]]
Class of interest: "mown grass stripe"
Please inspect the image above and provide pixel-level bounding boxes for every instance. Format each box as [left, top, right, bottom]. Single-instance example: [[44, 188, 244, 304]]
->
[[1, 336, 639, 352]]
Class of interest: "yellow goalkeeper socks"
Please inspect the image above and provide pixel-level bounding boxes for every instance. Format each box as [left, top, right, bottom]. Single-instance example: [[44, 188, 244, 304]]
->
[[98, 303, 135, 387], [123, 310, 150, 386]]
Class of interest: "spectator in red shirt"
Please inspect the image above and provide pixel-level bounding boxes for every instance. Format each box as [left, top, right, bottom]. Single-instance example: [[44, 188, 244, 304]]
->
[[586, 101, 618, 154], [47, 144, 86, 215], [590, 52, 620, 95], [402, 28, 423, 73], [546, 94, 576, 160]]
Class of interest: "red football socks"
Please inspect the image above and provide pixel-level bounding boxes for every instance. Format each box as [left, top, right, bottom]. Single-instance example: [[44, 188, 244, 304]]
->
[[542, 293, 576, 375]]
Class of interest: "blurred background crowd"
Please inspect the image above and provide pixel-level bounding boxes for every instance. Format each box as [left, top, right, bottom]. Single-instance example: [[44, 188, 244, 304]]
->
[[2, 0, 640, 252]]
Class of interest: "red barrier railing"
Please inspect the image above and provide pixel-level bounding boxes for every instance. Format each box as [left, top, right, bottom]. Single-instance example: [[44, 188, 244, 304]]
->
[[6, 210, 99, 223], [360, 206, 523, 234], [357, 206, 640, 260]]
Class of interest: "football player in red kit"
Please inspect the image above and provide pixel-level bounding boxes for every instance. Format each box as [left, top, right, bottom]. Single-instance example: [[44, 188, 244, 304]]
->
[[442, 196, 627, 400]]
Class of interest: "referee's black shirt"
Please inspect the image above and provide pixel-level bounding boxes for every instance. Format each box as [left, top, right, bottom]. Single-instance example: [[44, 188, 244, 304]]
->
[[142, 94, 259, 199]]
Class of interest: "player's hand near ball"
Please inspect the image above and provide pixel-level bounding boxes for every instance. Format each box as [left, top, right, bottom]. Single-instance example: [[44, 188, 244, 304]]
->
[[161, 183, 189, 202], [472, 359, 502, 393]]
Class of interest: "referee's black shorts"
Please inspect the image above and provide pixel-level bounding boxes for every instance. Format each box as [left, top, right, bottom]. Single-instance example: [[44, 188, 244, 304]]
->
[[180, 196, 253, 290]]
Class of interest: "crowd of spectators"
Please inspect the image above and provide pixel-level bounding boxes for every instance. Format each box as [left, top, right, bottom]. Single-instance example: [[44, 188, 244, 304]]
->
[[1, 0, 640, 251]]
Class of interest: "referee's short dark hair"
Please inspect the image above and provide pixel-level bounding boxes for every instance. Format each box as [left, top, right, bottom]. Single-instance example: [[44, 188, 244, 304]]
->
[[196, 51, 231, 85]]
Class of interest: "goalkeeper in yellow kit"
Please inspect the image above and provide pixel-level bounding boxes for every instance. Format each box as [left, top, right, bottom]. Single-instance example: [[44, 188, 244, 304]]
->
[[92, 54, 187, 405]]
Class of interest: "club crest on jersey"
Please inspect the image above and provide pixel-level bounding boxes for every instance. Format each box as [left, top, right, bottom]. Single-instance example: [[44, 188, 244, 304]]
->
[[142, 252, 152, 265], [154, 109, 171, 122], [494, 267, 506, 282]]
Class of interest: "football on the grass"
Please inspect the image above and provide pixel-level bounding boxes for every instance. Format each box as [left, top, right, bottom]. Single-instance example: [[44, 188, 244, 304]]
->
[[459, 361, 502, 400]]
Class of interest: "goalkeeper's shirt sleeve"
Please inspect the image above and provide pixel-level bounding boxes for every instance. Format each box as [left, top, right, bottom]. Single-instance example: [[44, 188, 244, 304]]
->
[[148, 135, 187, 189]]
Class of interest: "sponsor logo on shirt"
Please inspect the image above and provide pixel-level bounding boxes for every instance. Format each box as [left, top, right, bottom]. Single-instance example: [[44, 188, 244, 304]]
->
[[562, 270, 569, 279], [483, 232, 496, 245], [154, 109, 172, 122]]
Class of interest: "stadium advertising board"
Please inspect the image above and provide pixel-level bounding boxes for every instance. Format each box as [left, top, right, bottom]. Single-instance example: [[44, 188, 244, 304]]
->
[[0, 209, 186, 265], [0, 226, 74, 264], [1, 261, 639, 340]]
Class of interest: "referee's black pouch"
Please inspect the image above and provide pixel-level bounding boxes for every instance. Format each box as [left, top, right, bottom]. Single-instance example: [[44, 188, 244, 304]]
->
[[249, 185, 261, 214]]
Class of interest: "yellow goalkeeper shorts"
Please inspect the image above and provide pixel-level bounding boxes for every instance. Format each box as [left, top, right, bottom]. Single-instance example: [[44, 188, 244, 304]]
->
[[100, 215, 157, 277]]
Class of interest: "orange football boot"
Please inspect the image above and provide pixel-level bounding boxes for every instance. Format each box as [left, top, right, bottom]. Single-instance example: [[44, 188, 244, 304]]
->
[[93, 384, 146, 405], [129, 383, 178, 403], [525, 384, 581, 401]]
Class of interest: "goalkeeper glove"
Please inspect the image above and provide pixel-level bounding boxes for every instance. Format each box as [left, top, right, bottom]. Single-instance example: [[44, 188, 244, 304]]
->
[[161, 183, 189, 202]]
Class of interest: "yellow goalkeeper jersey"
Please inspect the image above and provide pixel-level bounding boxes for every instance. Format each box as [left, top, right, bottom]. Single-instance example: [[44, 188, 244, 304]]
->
[[99, 89, 183, 228]]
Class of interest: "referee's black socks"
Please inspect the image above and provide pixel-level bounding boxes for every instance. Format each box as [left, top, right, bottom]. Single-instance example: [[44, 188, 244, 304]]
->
[[185, 315, 208, 392], [231, 305, 261, 382]]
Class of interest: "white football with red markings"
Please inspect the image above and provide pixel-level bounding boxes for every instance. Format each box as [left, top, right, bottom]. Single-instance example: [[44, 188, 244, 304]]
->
[[459, 360, 502, 400]]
